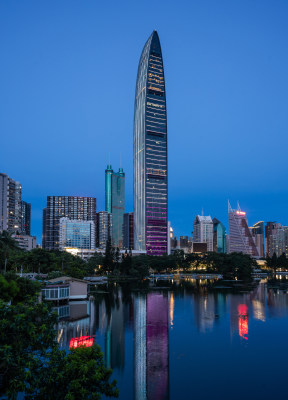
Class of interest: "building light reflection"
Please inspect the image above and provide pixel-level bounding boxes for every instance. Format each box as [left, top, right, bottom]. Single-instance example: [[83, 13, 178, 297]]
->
[[169, 292, 174, 327], [69, 335, 94, 349], [238, 304, 248, 340]]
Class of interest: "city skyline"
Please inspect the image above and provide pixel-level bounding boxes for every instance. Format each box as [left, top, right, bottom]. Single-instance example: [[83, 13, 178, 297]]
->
[[1, 1, 288, 242]]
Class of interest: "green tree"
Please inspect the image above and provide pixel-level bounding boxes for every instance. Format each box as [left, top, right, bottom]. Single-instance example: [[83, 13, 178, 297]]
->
[[103, 237, 114, 272], [0, 274, 19, 302], [173, 249, 186, 270], [0, 231, 21, 272], [0, 275, 118, 399], [120, 251, 132, 274], [277, 253, 288, 270], [25, 345, 118, 400]]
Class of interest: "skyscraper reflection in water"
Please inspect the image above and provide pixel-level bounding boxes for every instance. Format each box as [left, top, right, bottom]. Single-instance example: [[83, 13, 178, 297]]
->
[[134, 292, 169, 400]]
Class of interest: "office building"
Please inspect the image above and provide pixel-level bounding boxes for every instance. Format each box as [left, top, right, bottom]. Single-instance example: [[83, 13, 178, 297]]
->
[[105, 165, 125, 248], [192, 242, 208, 253], [268, 225, 288, 257], [228, 202, 259, 257], [123, 212, 134, 250], [133, 31, 168, 256], [59, 218, 95, 250], [265, 222, 281, 257], [213, 218, 226, 253], [193, 215, 214, 252], [96, 211, 112, 249], [0, 173, 22, 233], [42, 208, 47, 249], [43, 196, 97, 250], [21, 201, 31, 235], [250, 221, 264, 258]]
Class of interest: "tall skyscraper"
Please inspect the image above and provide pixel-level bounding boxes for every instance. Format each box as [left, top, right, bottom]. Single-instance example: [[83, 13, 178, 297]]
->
[[228, 202, 259, 257], [43, 196, 97, 250], [133, 31, 168, 256], [193, 215, 214, 252], [265, 222, 281, 257], [96, 211, 112, 249], [21, 200, 31, 235], [213, 217, 226, 253], [105, 165, 125, 248], [250, 221, 264, 257], [0, 173, 22, 233]]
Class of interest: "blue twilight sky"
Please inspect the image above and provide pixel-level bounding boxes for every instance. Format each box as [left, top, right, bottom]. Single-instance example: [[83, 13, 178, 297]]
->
[[1, 0, 288, 243]]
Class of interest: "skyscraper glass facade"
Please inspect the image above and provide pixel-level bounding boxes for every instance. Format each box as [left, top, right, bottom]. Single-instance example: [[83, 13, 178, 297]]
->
[[228, 203, 259, 257], [21, 200, 31, 235], [96, 211, 112, 249], [105, 165, 125, 248], [213, 218, 226, 253], [59, 218, 95, 250], [133, 31, 168, 255], [123, 212, 134, 250]]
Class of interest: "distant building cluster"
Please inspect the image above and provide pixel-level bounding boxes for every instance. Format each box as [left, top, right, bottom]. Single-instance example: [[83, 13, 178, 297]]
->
[[1, 31, 287, 260], [0, 173, 36, 250]]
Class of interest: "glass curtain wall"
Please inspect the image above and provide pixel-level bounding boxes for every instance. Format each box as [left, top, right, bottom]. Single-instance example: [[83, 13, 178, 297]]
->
[[133, 31, 168, 255]]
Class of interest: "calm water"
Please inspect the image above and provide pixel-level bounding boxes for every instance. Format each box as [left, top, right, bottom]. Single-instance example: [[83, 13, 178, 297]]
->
[[57, 278, 288, 400]]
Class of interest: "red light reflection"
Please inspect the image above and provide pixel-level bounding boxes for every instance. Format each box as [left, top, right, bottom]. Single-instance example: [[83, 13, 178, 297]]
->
[[69, 336, 94, 349], [238, 304, 248, 340]]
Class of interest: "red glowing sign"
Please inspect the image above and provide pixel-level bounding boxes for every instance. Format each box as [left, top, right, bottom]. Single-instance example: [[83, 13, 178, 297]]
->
[[238, 304, 248, 340], [236, 211, 246, 216], [69, 336, 94, 349]]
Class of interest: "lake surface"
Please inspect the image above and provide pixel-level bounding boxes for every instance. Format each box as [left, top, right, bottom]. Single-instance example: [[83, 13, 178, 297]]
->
[[57, 278, 288, 400]]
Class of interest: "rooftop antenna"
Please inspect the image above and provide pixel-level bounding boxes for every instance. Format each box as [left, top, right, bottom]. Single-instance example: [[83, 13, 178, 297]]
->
[[120, 152, 122, 168], [228, 199, 232, 213], [109, 151, 111, 165], [201, 207, 204, 216], [237, 201, 241, 211]]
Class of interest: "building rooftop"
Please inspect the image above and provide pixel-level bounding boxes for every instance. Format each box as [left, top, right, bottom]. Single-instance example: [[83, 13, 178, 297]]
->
[[195, 215, 213, 222], [47, 276, 87, 284]]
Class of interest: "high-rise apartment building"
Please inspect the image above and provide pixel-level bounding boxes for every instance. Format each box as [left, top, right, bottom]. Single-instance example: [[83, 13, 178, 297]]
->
[[228, 202, 259, 257], [43, 196, 97, 250], [213, 218, 226, 253], [96, 211, 112, 249], [123, 212, 134, 250], [0, 173, 22, 233], [12, 234, 36, 251], [133, 31, 168, 256], [267, 224, 288, 257], [105, 165, 125, 248], [250, 221, 264, 258], [193, 216, 214, 252], [21, 201, 31, 235], [42, 208, 47, 249], [59, 218, 95, 250], [265, 222, 281, 257]]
